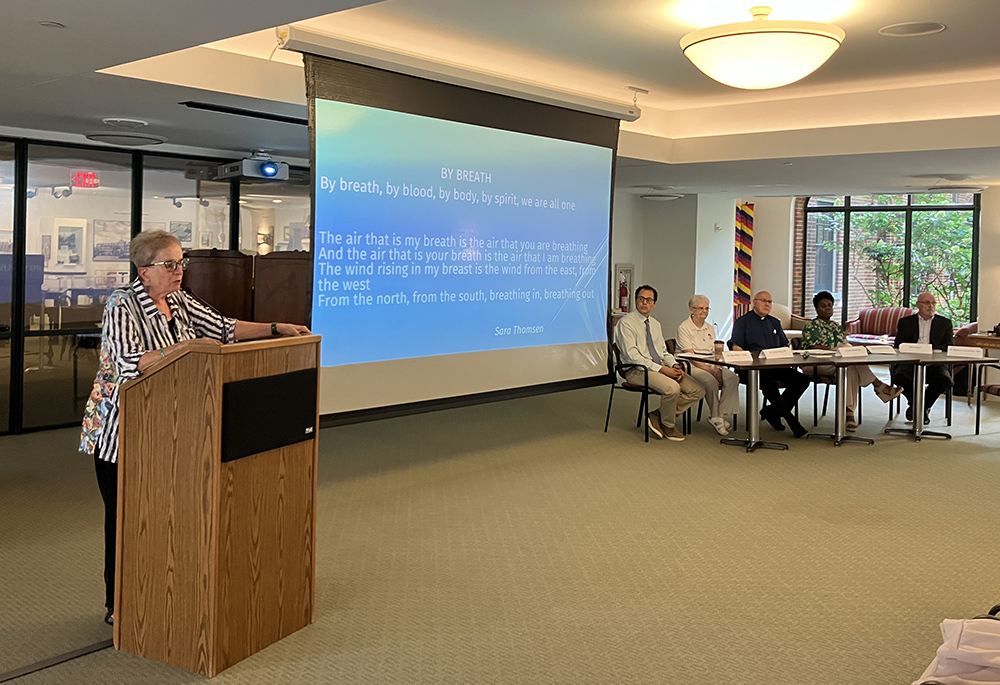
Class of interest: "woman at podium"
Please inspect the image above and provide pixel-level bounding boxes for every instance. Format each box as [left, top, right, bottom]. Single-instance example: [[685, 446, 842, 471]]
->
[[78, 230, 309, 626]]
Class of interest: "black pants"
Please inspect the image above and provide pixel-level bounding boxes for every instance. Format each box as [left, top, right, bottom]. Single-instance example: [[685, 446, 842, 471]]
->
[[740, 367, 811, 419], [891, 364, 952, 411], [94, 452, 117, 611]]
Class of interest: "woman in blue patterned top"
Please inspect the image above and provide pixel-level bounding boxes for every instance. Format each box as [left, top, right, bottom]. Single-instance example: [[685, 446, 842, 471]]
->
[[80, 230, 309, 625], [801, 291, 902, 431]]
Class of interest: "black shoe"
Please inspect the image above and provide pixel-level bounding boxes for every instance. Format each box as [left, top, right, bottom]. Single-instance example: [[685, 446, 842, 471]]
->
[[787, 417, 809, 439], [760, 405, 785, 431], [905, 406, 914, 422], [104, 610, 113, 626], [924, 409, 931, 425]]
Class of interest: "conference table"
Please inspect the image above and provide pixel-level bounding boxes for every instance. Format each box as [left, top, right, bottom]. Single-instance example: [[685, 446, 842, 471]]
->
[[679, 349, 992, 450]]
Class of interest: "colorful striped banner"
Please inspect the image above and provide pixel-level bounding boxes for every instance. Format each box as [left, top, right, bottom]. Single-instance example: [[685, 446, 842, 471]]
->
[[733, 203, 754, 318]]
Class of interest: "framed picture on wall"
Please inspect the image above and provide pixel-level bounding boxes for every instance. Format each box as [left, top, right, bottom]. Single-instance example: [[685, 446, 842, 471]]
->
[[142, 221, 166, 233], [169, 221, 193, 244], [52, 218, 87, 272], [199, 232, 211, 248], [93, 219, 130, 262], [614, 263, 634, 313]]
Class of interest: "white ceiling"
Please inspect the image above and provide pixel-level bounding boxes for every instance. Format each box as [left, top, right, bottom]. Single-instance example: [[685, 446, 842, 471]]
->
[[4, 0, 1000, 196]]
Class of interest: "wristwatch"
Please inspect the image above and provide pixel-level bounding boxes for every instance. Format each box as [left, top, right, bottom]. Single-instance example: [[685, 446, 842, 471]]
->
[[271, 322, 279, 336]]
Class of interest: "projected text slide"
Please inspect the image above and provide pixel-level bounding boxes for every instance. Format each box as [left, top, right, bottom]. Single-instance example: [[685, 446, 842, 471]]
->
[[313, 99, 612, 367]]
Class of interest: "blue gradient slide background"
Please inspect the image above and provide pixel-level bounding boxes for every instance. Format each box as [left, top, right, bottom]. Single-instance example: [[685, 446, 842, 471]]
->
[[312, 99, 612, 367]]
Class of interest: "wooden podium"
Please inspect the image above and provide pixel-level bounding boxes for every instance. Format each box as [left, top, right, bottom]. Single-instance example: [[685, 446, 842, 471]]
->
[[114, 336, 321, 676]]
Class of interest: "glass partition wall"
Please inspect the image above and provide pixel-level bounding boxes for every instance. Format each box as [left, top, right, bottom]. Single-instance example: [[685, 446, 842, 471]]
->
[[22, 146, 133, 428], [0, 143, 15, 432], [0, 139, 309, 433], [238, 167, 311, 255]]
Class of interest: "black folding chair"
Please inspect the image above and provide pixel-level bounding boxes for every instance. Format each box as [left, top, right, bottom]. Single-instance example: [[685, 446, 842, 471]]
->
[[605, 343, 659, 442]]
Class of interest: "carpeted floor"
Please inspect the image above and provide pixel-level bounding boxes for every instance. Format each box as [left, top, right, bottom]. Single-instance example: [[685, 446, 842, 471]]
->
[[3, 383, 1000, 684]]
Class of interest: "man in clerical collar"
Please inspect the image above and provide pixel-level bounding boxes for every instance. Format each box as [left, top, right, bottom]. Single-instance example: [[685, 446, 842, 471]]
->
[[615, 285, 704, 441], [891, 292, 953, 425], [729, 290, 810, 438]]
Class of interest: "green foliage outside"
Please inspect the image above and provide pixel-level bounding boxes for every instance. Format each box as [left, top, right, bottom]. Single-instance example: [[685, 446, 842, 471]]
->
[[816, 194, 973, 325]]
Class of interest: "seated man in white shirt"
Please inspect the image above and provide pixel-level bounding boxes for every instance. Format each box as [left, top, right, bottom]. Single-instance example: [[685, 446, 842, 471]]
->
[[677, 294, 739, 436], [614, 285, 705, 441]]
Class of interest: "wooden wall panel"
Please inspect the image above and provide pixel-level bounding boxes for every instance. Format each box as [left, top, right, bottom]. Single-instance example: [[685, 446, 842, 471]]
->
[[183, 250, 253, 321], [252, 252, 311, 326]]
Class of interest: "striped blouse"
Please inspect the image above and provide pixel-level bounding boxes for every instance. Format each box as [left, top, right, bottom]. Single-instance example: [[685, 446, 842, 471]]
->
[[79, 279, 236, 463]]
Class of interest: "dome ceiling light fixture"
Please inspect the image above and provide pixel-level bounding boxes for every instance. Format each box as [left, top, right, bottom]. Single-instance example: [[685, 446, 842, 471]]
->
[[679, 5, 846, 90]]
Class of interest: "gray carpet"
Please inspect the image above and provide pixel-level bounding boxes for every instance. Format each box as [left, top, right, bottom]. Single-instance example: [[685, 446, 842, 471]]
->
[[3, 384, 1000, 684]]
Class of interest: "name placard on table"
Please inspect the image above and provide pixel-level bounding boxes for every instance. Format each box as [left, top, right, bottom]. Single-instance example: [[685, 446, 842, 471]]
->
[[837, 345, 868, 358], [947, 345, 985, 359], [760, 347, 795, 360], [722, 350, 753, 364], [866, 345, 898, 355], [899, 342, 933, 354]]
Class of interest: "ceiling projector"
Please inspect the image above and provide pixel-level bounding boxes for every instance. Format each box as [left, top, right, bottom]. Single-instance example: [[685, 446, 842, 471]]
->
[[216, 153, 289, 181]]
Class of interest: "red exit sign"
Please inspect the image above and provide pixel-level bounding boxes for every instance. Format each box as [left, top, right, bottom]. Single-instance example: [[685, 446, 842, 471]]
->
[[71, 171, 100, 188]]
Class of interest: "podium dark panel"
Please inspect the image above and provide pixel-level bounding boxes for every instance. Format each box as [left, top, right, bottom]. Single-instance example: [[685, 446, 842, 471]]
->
[[221, 368, 317, 462]]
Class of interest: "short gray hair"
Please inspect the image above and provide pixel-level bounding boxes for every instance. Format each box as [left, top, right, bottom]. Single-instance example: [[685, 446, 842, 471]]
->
[[130, 230, 180, 269], [688, 294, 710, 308]]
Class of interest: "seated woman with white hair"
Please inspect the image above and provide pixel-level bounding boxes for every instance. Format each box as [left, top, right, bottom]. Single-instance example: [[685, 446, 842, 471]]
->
[[677, 294, 739, 435]]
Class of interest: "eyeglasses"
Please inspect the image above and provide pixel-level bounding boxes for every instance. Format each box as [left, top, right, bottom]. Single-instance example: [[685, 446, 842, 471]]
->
[[691, 306, 710, 311], [916, 300, 935, 306], [143, 258, 190, 271], [636, 296, 656, 304], [755, 298, 773, 304]]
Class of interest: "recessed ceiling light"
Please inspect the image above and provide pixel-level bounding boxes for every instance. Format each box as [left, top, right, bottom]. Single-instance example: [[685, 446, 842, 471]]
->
[[878, 22, 946, 37], [783, 162, 794, 166], [102, 117, 149, 129], [272, 199, 282, 203], [39, 21, 66, 29], [926, 184, 984, 193], [640, 193, 684, 201], [84, 131, 167, 147]]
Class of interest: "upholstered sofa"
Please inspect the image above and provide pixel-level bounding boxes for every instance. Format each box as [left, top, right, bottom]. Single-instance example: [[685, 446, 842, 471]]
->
[[845, 306, 916, 344]]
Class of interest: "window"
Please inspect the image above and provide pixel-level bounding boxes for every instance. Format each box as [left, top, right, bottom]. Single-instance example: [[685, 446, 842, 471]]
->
[[804, 210, 844, 321], [802, 195, 979, 326]]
